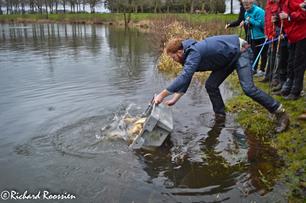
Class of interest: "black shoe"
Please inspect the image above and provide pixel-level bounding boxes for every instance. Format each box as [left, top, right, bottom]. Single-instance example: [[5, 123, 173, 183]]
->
[[284, 94, 300, 100], [260, 78, 269, 83], [281, 90, 290, 97], [274, 110, 289, 133], [272, 90, 282, 95], [215, 113, 226, 122], [271, 80, 279, 87], [272, 83, 282, 92]]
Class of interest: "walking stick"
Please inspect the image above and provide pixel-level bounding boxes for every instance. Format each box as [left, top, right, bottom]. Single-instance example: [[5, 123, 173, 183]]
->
[[268, 24, 276, 95], [269, 20, 283, 94], [252, 38, 268, 72]]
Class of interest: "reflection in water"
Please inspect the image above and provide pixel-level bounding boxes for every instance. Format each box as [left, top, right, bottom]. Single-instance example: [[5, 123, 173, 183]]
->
[[105, 27, 155, 93], [1, 23, 102, 59], [138, 115, 284, 202], [139, 118, 241, 195]]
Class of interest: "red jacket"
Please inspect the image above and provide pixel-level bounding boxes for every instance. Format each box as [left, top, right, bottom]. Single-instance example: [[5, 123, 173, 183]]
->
[[265, 0, 280, 39], [281, 0, 306, 43]]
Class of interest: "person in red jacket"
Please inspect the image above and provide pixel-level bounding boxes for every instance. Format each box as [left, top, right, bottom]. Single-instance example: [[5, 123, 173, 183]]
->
[[279, 0, 306, 100], [262, 0, 289, 94]]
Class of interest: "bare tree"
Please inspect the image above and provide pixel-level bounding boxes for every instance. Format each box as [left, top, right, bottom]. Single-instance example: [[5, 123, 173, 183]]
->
[[153, 0, 161, 13], [68, 0, 76, 12], [0, 0, 3, 14], [190, 0, 195, 13], [0, 0, 227, 14], [88, 0, 100, 13], [61, 0, 67, 13]]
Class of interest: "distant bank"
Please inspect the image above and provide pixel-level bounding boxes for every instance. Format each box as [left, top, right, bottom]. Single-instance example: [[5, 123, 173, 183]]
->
[[0, 13, 236, 28]]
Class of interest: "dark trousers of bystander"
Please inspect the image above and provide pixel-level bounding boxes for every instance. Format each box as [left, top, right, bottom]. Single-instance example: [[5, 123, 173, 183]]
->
[[281, 38, 306, 97]]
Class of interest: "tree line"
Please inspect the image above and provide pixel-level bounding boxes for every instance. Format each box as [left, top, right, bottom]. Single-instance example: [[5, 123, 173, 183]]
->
[[0, 0, 102, 14], [0, 0, 228, 15], [104, 0, 226, 14]]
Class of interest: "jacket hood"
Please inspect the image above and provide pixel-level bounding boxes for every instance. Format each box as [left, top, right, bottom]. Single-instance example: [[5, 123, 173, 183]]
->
[[182, 39, 197, 50], [182, 39, 197, 61]]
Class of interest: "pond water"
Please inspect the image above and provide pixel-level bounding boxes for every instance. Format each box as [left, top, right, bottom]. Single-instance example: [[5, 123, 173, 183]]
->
[[0, 23, 287, 202]]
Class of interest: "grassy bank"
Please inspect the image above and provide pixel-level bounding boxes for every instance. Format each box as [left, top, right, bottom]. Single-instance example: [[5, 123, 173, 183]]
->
[[226, 75, 306, 201], [0, 13, 237, 27]]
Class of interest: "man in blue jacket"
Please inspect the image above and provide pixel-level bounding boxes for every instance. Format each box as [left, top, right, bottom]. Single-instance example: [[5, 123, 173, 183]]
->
[[154, 35, 289, 133]]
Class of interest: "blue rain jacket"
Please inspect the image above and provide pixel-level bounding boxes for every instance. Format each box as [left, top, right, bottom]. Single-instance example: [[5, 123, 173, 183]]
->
[[244, 4, 265, 40], [167, 35, 240, 93]]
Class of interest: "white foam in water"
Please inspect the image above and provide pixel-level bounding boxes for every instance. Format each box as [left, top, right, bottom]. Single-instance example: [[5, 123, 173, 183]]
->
[[98, 103, 140, 142]]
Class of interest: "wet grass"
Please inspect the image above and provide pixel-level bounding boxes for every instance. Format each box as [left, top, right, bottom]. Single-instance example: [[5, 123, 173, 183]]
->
[[226, 74, 306, 201]]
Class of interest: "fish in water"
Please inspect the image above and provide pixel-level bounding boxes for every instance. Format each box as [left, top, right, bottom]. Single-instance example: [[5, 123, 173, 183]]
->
[[100, 114, 147, 145], [125, 116, 146, 145]]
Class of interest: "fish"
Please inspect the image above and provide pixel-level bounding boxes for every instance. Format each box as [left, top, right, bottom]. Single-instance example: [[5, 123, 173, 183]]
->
[[126, 117, 146, 144], [100, 114, 147, 145]]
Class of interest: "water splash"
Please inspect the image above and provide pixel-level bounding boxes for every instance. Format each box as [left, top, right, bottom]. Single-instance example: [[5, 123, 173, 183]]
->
[[98, 103, 145, 144]]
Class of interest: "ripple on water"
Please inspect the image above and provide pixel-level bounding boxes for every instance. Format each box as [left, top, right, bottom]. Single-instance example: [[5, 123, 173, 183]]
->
[[17, 104, 142, 159]]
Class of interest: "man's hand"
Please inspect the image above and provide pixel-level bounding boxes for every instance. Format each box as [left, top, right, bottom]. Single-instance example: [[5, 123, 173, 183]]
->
[[279, 11, 289, 20], [164, 93, 183, 106], [239, 21, 245, 27], [154, 89, 170, 105], [245, 16, 250, 24], [271, 15, 278, 23], [300, 2, 306, 11], [154, 94, 164, 105]]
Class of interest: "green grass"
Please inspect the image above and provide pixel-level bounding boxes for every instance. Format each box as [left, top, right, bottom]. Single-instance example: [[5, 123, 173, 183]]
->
[[226, 74, 306, 201], [0, 13, 237, 25]]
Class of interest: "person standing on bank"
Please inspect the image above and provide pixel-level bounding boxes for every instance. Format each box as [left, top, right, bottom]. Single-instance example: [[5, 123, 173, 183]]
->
[[154, 35, 289, 133], [278, 0, 306, 100], [240, 0, 268, 76], [225, 0, 247, 36], [262, 0, 289, 93]]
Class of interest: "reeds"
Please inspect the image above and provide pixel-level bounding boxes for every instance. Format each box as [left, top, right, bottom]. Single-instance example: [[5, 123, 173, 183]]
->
[[155, 21, 210, 81]]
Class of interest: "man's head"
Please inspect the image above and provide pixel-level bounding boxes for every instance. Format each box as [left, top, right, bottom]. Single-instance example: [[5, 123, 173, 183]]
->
[[242, 0, 253, 11], [165, 38, 185, 65]]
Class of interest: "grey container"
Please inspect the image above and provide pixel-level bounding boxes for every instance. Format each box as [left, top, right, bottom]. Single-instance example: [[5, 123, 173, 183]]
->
[[130, 103, 173, 149]]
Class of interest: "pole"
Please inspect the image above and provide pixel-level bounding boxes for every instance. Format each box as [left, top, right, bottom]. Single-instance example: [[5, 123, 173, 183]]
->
[[252, 38, 268, 72]]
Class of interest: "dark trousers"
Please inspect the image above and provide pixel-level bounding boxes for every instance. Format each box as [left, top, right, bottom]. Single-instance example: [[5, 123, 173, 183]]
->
[[251, 38, 268, 72], [281, 38, 306, 96], [205, 48, 279, 115]]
